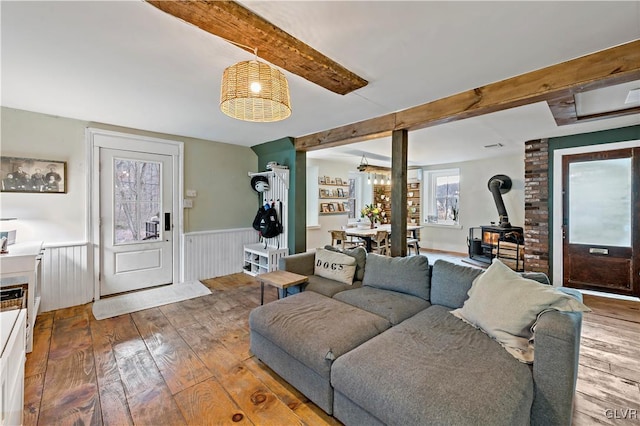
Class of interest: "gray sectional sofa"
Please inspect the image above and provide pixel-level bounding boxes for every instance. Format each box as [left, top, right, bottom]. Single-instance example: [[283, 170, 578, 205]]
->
[[249, 248, 585, 425]]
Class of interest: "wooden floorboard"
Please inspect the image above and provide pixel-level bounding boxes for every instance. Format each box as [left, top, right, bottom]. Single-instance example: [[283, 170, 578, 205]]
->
[[131, 308, 213, 395], [23, 257, 640, 425], [576, 294, 640, 424]]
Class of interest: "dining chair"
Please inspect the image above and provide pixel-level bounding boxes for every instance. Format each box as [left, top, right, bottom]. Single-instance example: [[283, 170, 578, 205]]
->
[[407, 238, 420, 255], [370, 230, 390, 256], [330, 230, 360, 250]]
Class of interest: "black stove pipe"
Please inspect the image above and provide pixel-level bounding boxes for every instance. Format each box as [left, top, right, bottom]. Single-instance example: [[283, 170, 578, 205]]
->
[[488, 174, 512, 228]]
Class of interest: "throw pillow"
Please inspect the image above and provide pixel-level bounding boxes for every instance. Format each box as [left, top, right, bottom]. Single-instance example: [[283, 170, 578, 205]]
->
[[451, 259, 590, 363], [323, 245, 366, 282], [314, 248, 357, 285]]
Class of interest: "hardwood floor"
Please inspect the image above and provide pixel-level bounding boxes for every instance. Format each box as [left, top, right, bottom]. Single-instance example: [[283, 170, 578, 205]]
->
[[24, 268, 639, 425], [24, 274, 338, 426], [573, 294, 640, 424]]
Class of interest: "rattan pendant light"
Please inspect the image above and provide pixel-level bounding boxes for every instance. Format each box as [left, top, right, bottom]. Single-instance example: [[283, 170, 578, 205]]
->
[[220, 48, 291, 122]]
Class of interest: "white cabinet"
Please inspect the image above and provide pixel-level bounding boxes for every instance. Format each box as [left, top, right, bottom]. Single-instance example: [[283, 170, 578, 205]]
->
[[243, 243, 288, 276], [0, 241, 44, 353], [1, 309, 26, 426]]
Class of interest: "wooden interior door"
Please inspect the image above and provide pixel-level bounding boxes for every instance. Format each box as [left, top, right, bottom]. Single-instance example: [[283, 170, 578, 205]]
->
[[562, 148, 639, 297]]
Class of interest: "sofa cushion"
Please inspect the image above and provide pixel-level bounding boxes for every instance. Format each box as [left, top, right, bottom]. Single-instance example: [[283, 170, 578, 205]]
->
[[249, 291, 390, 378], [306, 274, 362, 297], [331, 305, 534, 426], [333, 287, 430, 325], [278, 250, 315, 276], [451, 259, 590, 363], [324, 245, 367, 282], [430, 259, 484, 309], [314, 248, 357, 285], [362, 253, 430, 300]]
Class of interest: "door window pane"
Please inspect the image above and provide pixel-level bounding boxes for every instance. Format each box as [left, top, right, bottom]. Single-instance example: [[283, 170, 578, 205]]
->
[[114, 159, 161, 244], [569, 158, 631, 246]]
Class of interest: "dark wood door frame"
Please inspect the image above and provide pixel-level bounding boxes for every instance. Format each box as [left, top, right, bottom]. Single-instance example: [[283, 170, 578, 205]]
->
[[562, 147, 639, 297]]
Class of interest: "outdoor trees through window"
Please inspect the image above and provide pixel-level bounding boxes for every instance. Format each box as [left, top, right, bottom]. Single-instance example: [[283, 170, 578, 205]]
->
[[114, 158, 161, 244], [426, 169, 460, 225]]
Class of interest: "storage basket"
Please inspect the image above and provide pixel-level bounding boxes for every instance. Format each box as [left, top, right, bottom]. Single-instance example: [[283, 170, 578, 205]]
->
[[0, 287, 26, 311]]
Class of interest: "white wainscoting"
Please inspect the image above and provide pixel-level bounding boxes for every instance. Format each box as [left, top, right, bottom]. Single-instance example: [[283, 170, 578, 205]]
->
[[39, 229, 262, 311], [183, 228, 260, 281], [41, 242, 93, 312]]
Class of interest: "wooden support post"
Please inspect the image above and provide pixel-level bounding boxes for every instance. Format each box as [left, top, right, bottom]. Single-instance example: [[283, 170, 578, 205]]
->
[[390, 129, 408, 257]]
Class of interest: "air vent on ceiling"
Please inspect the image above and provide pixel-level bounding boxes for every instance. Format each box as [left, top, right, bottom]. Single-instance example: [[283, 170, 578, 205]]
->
[[483, 143, 504, 149]]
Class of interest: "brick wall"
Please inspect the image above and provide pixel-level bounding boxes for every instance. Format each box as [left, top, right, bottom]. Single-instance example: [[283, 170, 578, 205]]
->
[[524, 139, 550, 274]]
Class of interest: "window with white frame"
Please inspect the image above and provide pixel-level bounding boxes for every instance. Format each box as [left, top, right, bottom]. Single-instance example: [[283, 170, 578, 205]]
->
[[306, 165, 319, 227], [348, 171, 372, 223], [425, 168, 460, 226]]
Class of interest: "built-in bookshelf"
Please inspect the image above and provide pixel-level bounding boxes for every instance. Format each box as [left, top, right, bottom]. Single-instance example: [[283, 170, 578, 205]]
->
[[318, 177, 349, 215], [372, 182, 421, 225], [407, 182, 421, 225], [373, 184, 391, 224]]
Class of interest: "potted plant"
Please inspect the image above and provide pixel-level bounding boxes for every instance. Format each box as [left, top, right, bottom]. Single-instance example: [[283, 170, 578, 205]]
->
[[361, 204, 381, 228]]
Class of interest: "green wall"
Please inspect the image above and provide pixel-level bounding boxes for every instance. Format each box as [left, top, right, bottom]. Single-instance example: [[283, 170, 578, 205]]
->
[[0, 107, 258, 243], [180, 136, 258, 232], [251, 137, 306, 253], [547, 124, 640, 275]]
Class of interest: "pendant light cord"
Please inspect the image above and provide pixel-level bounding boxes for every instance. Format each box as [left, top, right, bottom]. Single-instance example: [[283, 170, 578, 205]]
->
[[220, 37, 259, 61]]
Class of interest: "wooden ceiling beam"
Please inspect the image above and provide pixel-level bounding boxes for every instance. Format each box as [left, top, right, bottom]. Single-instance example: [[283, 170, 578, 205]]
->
[[357, 165, 392, 174], [548, 94, 640, 125], [297, 114, 396, 151], [547, 94, 579, 126], [548, 70, 640, 126], [295, 39, 640, 151], [146, 0, 367, 95]]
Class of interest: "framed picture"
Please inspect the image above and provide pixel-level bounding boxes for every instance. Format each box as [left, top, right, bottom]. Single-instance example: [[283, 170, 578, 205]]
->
[[1, 156, 66, 193], [335, 178, 343, 185], [320, 203, 330, 213], [319, 189, 327, 197], [328, 203, 336, 212], [318, 176, 325, 184], [337, 188, 344, 197], [337, 202, 344, 212], [342, 201, 350, 212], [324, 176, 331, 184]]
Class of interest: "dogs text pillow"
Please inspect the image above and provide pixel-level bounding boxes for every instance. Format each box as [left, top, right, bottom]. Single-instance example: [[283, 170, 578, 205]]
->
[[314, 248, 357, 285]]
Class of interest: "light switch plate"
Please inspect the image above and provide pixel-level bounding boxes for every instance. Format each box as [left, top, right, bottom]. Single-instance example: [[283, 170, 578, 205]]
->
[[183, 199, 193, 208], [186, 189, 197, 197]]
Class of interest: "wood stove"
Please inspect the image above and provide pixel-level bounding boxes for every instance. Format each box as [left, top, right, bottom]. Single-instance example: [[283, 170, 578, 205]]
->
[[467, 174, 526, 271], [469, 225, 524, 265]]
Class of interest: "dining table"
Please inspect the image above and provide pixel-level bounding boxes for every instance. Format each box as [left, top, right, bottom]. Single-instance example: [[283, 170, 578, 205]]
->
[[345, 224, 423, 252]]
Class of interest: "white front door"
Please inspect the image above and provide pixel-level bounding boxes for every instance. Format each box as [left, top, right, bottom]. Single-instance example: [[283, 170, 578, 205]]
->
[[99, 148, 174, 296]]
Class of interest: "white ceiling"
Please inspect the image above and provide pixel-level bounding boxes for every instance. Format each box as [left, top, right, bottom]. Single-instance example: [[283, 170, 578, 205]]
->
[[2, 1, 639, 167]]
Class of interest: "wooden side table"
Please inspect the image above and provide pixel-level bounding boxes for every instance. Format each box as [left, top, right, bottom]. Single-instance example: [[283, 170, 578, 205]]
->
[[257, 270, 308, 305]]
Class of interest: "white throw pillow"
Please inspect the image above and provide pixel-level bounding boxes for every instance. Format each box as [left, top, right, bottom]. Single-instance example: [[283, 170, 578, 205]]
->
[[314, 248, 357, 285], [451, 259, 590, 363]]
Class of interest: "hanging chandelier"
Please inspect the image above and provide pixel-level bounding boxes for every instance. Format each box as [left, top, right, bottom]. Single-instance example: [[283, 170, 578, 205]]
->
[[357, 154, 369, 172], [220, 47, 291, 122]]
